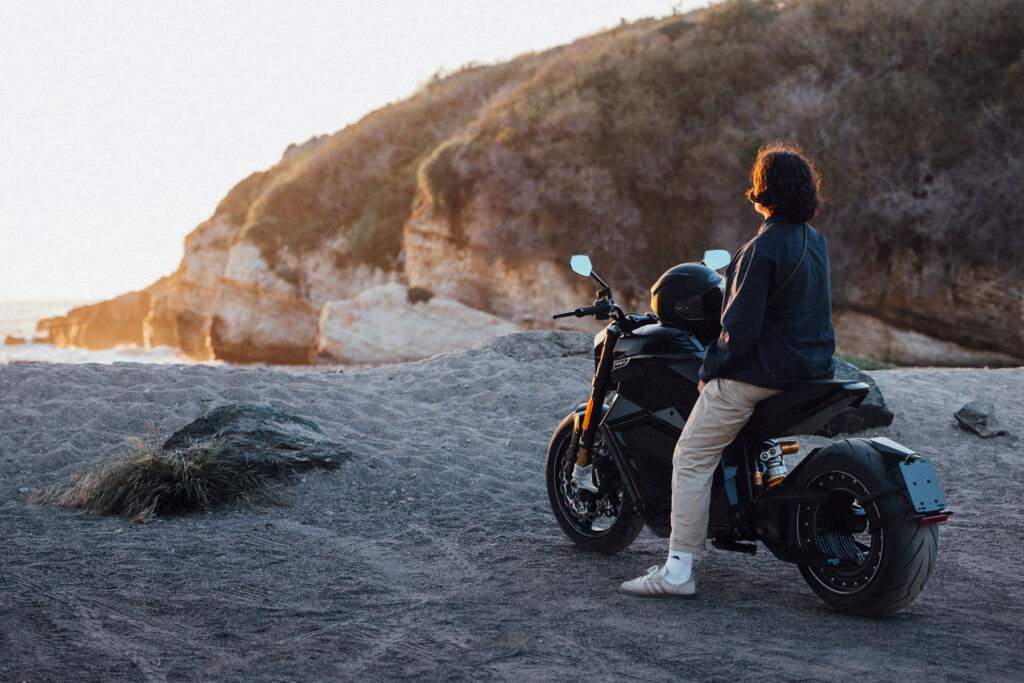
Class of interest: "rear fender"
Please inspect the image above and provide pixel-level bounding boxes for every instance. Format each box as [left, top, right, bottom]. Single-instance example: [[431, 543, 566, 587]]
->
[[867, 437, 947, 514], [758, 436, 947, 563], [785, 437, 945, 513]]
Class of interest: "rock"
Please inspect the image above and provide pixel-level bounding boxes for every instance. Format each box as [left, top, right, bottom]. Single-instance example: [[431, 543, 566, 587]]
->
[[139, 215, 237, 359], [162, 404, 351, 466], [474, 330, 591, 361], [3, 335, 26, 346], [403, 196, 602, 333], [35, 290, 153, 350], [954, 400, 1009, 438], [407, 286, 434, 304], [833, 310, 1021, 367], [175, 310, 214, 360], [208, 286, 319, 365], [816, 358, 895, 436], [314, 283, 519, 364], [139, 227, 398, 363]]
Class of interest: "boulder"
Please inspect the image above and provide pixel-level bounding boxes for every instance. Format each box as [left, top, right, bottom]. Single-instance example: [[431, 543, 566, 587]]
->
[[315, 283, 519, 364], [163, 403, 351, 467], [816, 358, 895, 436], [954, 400, 1009, 438]]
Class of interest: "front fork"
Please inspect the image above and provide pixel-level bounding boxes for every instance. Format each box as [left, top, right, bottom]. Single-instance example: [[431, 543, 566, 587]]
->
[[571, 324, 620, 490]]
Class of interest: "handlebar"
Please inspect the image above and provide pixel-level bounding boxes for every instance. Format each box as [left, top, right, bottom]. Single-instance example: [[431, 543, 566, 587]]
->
[[553, 260, 660, 330], [552, 301, 612, 319], [552, 302, 658, 331]]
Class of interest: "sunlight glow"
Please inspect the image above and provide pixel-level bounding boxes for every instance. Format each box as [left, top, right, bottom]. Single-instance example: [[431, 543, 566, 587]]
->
[[0, 0, 709, 302]]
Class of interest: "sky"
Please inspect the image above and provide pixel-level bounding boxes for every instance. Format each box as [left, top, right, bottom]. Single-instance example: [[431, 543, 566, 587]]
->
[[0, 0, 710, 303]]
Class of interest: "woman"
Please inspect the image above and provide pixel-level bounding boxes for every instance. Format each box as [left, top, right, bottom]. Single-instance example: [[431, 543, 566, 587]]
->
[[620, 141, 836, 598]]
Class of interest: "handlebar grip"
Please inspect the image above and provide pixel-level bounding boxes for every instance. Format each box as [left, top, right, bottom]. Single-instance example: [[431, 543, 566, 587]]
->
[[552, 301, 611, 320]]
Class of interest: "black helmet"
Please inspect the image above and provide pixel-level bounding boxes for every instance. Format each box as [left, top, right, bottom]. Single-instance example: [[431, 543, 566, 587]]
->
[[651, 263, 724, 341]]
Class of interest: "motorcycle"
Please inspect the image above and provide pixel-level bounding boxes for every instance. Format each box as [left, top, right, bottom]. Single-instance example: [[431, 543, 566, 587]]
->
[[546, 252, 948, 616]]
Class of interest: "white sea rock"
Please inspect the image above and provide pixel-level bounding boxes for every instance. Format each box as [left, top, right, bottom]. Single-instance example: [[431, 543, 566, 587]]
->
[[315, 283, 519, 364]]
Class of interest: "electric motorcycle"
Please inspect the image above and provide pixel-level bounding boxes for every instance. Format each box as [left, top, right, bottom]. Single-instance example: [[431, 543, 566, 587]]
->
[[546, 253, 948, 616]]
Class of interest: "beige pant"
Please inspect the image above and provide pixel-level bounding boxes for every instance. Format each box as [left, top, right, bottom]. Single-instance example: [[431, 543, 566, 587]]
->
[[670, 378, 782, 553]]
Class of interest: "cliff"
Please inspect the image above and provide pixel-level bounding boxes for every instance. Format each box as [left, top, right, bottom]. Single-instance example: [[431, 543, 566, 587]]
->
[[40, 0, 1024, 365]]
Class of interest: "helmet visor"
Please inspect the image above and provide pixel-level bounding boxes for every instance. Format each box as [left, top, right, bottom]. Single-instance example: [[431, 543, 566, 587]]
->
[[673, 294, 706, 321]]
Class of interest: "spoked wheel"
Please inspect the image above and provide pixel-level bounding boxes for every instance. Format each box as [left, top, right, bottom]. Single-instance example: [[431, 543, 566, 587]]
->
[[792, 439, 938, 616], [545, 413, 643, 554]]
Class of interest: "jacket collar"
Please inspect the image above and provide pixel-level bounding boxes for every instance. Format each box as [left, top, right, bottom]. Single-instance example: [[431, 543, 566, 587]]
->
[[757, 215, 779, 234], [758, 215, 802, 234]]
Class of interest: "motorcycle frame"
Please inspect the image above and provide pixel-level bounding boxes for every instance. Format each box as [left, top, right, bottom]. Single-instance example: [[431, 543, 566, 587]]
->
[[569, 326, 850, 566]]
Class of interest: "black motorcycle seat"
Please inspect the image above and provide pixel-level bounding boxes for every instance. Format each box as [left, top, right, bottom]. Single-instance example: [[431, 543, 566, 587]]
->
[[749, 379, 869, 438]]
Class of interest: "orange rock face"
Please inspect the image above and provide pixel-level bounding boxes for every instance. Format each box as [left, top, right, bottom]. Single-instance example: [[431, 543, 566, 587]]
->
[[37, 290, 153, 351]]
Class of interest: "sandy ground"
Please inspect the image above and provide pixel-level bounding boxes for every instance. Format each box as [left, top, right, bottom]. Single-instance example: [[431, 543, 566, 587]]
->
[[1, 331, 1021, 681]]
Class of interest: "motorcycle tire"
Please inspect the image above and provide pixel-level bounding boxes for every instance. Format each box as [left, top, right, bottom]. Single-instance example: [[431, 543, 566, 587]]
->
[[791, 438, 938, 616], [545, 413, 644, 554]]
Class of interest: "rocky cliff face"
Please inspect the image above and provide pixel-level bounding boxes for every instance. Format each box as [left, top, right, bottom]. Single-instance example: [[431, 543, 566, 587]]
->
[[40, 1, 1024, 366], [402, 195, 606, 331], [39, 290, 154, 351]]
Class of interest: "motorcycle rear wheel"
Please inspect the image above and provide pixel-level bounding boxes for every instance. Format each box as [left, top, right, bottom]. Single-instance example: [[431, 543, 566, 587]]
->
[[792, 438, 938, 616], [545, 413, 644, 554]]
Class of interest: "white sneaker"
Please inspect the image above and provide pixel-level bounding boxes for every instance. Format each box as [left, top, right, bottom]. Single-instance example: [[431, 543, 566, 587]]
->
[[619, 565, 697, 599]]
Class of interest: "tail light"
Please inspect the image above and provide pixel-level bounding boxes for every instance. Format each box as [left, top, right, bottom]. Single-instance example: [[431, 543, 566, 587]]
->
[[918, 514, 948, 526]]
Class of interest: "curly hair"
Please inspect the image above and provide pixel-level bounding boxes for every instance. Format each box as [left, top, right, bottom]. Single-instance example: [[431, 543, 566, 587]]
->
[[745, 142, 822, 222]]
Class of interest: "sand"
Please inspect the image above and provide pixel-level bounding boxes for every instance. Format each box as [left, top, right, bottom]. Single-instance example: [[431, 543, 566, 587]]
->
[[1, 331, 1022, 681]]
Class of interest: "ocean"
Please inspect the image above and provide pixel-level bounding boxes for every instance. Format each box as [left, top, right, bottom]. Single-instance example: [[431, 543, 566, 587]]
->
[[0, 300, 195, 364]]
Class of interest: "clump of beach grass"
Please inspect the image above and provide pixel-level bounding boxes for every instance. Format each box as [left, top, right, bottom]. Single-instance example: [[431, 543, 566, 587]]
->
[[32, 431, 341, 522]]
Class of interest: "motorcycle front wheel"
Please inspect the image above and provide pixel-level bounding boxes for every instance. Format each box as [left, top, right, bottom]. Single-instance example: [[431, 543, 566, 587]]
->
[[791, 438, 938, 616], [545, 413, 644, 554]]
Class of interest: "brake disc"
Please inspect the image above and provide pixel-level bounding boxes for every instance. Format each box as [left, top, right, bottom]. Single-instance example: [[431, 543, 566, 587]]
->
[[560, 442, 619, 524]]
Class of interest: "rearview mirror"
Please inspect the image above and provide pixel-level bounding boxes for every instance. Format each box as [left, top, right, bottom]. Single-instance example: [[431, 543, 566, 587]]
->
[[703, 249, 730, 271], [570, 255, 592, 277]]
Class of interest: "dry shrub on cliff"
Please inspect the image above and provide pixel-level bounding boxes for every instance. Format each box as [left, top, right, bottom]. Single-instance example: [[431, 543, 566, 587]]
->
[[32, 433, 340, 522], [419, 138, 469, 219], [451, 0, 1024, 297], [229, 59, 541, 269], [211, 0, 1024, 279], [180, 0, 1021, 352]]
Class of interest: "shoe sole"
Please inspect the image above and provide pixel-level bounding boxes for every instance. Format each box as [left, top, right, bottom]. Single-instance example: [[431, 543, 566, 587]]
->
[[618, 588, 698, 599]]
